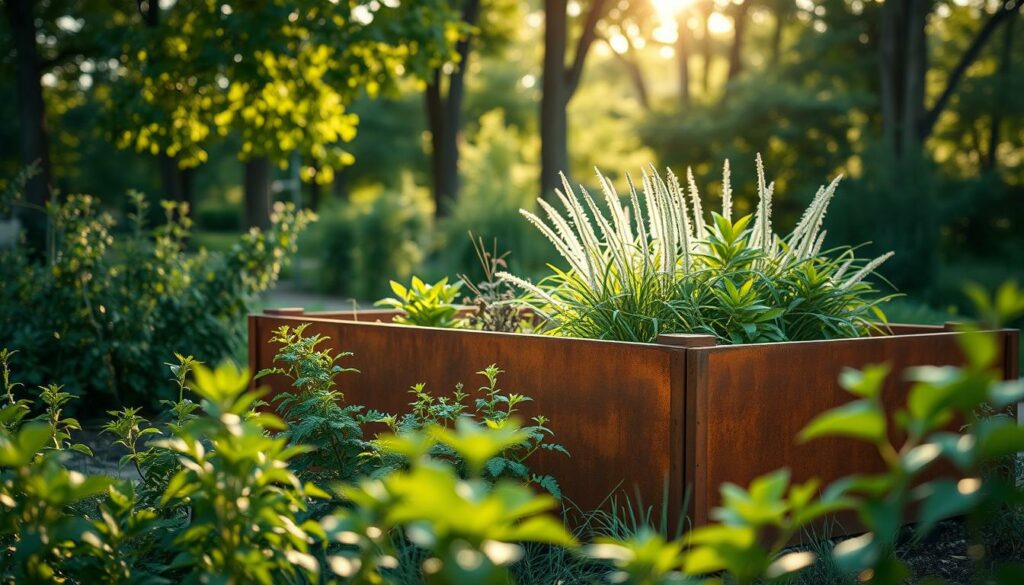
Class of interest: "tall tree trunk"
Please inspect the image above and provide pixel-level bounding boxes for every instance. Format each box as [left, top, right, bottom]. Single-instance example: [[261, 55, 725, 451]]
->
[[621, 54, 650, 110], [425, 0, 479, 217], [541, 0, 571, 197], [307, 161, 322, 211], [901, 0, 928, 158], [726, 3, 749, 82], [986, 12, 1016, 171], [878, 0, 928, 161], [770, 8, 784, 66], [676, 15, 691, 105], [4, 0, 52, 248], [180, 166, 194, 211], [425, 74, 460, 217], [244, 157, 272, 230], [333, 169, 350, 201], [158, 154, 184, 202], [540, 0, 608, 197]]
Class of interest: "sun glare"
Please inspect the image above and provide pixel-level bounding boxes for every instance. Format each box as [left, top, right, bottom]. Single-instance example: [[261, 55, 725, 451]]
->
[[707, 11, 733, 35], [648, 0, 733, 45], [650, 0, 695, 21]]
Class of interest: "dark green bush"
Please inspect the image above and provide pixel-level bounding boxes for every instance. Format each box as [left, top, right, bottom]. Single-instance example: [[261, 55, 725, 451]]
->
[[0, 181, 314, 410], [307, 175, 433, 300], [193, 198, 242, 232]]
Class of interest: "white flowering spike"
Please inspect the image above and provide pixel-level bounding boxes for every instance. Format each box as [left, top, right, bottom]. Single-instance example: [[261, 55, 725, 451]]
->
[[721, 159, 733, 220], [501, 158, 893, 311]]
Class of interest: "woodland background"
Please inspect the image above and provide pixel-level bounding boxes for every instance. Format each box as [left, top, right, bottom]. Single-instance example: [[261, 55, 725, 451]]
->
[[1, 0, 1021, 309]]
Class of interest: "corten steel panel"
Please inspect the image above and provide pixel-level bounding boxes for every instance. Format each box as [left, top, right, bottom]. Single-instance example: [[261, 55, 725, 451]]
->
[[685, 329, 1019, 527], [250, 313, 688, 515], [251, 311, 1019, 530]]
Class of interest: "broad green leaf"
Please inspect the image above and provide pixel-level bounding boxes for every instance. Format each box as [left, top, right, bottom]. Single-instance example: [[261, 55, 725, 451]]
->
[[838, 364, 890, 399], [799, 400, 885, 444], [914, 478, 982, 535]]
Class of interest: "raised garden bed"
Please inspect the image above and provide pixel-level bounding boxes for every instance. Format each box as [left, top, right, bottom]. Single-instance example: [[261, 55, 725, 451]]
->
[[249, 308, 1019, 529]]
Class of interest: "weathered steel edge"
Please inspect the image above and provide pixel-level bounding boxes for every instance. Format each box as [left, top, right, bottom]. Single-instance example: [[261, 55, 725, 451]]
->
[[259, 306, 963, 349], [249, 310, 1021, 530]]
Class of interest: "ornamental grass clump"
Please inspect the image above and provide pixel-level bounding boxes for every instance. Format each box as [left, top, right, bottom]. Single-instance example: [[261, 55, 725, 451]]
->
[[499, 156, 895, 343]]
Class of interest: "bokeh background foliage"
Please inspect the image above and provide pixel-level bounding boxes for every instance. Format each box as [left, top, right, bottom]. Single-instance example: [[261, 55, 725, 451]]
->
[[1, 0, 1021, 311]]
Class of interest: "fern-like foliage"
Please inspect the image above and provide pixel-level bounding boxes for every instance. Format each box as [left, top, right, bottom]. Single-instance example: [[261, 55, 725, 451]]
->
[[499, 156, 895, 343], [375, 365, 569, 498], [257, 324, 374, 483]]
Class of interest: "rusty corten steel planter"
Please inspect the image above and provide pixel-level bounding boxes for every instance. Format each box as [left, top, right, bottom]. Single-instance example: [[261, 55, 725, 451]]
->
[[249, 308, 1019, 529]]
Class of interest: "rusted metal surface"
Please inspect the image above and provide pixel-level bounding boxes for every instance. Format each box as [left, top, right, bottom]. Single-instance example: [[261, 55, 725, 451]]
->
[[249, 311, 1019, 531], [685, 330, 1018, 526], [251, 313, 688, 516]]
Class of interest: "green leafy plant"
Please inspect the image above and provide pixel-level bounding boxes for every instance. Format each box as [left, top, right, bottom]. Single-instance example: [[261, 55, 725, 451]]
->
[[257, 324, 373, 483], [322, 419, 577, 584], [376, 276, 464, 328], [0, 349, 30, 435], [0, 179, 314, 410], [157, 361, 328, 584], [0, 424, 113, 582], [500, 157, 895, 343], [35, 384, 92, 456], [794, 281, 1024, 583], [378, 364, 569, 497]]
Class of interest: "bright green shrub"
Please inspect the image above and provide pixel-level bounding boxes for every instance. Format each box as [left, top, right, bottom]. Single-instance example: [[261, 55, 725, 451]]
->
[[500, 157, 895, 343], [375, 276, 464, 327], [376, 364, 569, 497], [309, 175, 433, 300], [257, 324, 373, 485], [157, 362, 327, 583], [0, 424, 114, 583], [323, 419, 576, 584], [0, 184, 313, 410]]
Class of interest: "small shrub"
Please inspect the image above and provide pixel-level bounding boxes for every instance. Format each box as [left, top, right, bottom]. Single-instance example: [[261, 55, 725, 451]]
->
[[257, 324, 373, 484], [375, 275, 464, 328], [0, 182, 314, 410], [500, 157, 895, 343], [377, 364, 569, 497]]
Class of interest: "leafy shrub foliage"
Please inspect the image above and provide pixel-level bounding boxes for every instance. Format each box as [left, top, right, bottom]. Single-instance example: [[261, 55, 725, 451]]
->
[[375, 276, 464, 328], [258, 324, 373, 484], [376, 364, 568, 497], [500, 157, 895, 343], [0, 355, 573, 584], [309, 175, 433, 300], [257, 324, 567, 496], [0, 184, 313, 409]]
